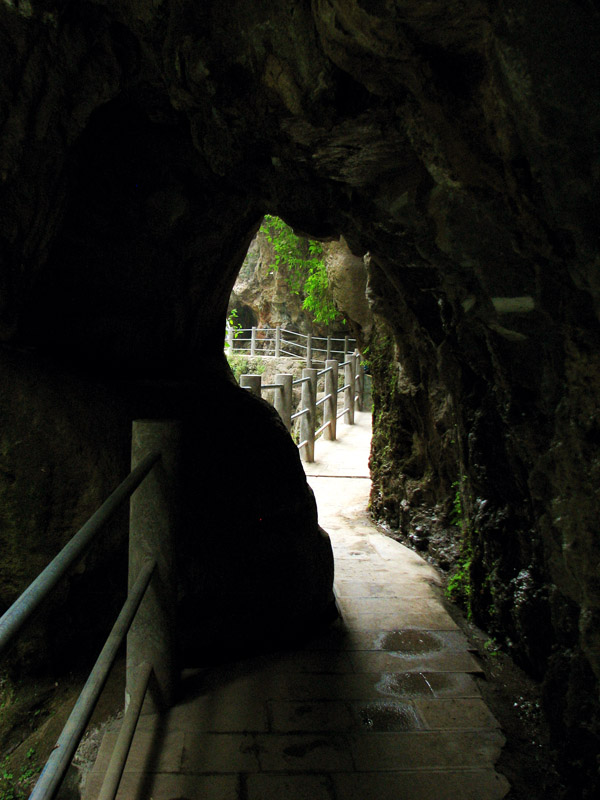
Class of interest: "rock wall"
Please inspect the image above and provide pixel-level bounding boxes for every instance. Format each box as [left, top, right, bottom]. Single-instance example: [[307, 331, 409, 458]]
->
[[230, 229, 316, 333], [230, 229, 357, 336], [0, 1, 599, 790]]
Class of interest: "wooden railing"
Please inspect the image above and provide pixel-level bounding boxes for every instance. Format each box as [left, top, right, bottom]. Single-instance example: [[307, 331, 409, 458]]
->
[[226, 325, 357, 366], [0, 421, 180, 800], [240, 351, 365, 462]]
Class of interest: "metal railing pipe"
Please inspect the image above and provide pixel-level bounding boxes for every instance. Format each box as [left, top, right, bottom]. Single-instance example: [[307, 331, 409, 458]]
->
[[97, 661, 153, 800], [291, 407, 309, 421], [29, 560, 156, 800], [315, 420, 332, 438], [316, 392, 332, 407], [0, 452, 159, 658]]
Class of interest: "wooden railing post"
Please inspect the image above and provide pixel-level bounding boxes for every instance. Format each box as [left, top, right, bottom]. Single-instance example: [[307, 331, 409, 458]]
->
[[300, 367, 317, 462], [326, 336, 332, 361], [324, 360, 338, 441], [344, 336, 349, 358], [274, 373, 293, 431], [240, 374, 262, 397], [250, 326, 257, 356], [275, 326, 281, 358], [226, 325, 234, 350], [307, 333, 313, 368], [128, 420, 181, 711], [344, 358, 355, 425]]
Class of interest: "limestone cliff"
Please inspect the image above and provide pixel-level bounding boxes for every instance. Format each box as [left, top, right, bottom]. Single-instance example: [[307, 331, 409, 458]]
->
[[229, 229, 319, 332], [229, 228, 360, 336], [0, 1, 599, 790]]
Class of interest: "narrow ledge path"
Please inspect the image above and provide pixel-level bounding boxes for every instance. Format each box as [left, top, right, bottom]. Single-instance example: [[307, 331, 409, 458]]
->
[[84, 410, 509, 800]]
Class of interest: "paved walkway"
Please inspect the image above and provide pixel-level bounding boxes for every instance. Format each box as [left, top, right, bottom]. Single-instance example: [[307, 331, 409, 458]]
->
[[84, 411, 509, 800]]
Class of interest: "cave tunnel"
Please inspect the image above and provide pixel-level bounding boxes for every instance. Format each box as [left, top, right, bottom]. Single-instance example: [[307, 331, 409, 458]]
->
[[1, 1, 600, 795]]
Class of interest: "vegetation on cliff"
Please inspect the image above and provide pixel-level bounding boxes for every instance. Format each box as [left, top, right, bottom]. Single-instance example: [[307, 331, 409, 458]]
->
[[259, 215, 341, 326]]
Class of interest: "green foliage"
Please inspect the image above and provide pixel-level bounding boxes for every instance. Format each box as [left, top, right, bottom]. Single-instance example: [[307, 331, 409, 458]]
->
[[0, 750, 41, 800], [226, 353, 265, 381], [483, 637, 500, 656], [449, 479, 465, 530], [260, 215, 340, 325], [360, 344, 371, 373], [226, 353, 250, 381], [445, 476, 474, 618], [445, 551, 473, 615], [224, 308, 241, 348]]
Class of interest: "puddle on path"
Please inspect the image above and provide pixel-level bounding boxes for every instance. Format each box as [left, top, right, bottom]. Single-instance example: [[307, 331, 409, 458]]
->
[[376, 630, 442, 653], [354, 700, 422, 731], [375, 672, 433, 697]]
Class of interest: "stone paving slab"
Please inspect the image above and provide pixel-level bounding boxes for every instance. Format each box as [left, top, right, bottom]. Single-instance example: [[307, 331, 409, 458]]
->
[[245, 773, 335, 800], [332, 770, 510, 800], [84, 772, 241, 800], [348, 729, 506, 771], [347, 649, 483, 674], [83, 411, 509, 800]]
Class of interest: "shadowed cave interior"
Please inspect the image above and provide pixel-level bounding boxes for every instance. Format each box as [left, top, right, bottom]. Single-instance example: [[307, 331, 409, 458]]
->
[[1, 1, 599, 796]]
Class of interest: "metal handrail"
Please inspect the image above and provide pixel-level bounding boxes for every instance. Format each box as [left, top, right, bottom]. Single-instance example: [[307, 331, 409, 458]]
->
[[97, 660, 152, 800], [30, 560, 156, 800], [0, 451, 160, 657], [262, 384, 284, 391], [315, 420, 332, 438], [0, 435, 174, 800], [238, 350, 365, 463], [316, 393, 332, 407], [226, 326, 356, 364]]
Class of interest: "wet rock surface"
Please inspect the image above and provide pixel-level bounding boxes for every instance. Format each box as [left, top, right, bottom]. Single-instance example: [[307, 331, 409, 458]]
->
[[0, 1, 599, 791]]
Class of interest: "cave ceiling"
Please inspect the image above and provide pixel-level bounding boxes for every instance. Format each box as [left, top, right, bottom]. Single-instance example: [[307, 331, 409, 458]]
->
[[0, 0, 597, 374]]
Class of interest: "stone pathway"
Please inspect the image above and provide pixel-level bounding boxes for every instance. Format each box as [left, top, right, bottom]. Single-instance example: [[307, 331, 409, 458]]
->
[[84, 411, 509, 800]]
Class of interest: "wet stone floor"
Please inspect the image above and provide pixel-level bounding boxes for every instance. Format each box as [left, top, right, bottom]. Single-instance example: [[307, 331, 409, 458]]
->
[[83, 412, 509, 800]]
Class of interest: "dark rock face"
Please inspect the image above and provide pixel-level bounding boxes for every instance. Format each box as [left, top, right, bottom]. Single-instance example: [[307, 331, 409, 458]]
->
[[1, 1, 599, 790]]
